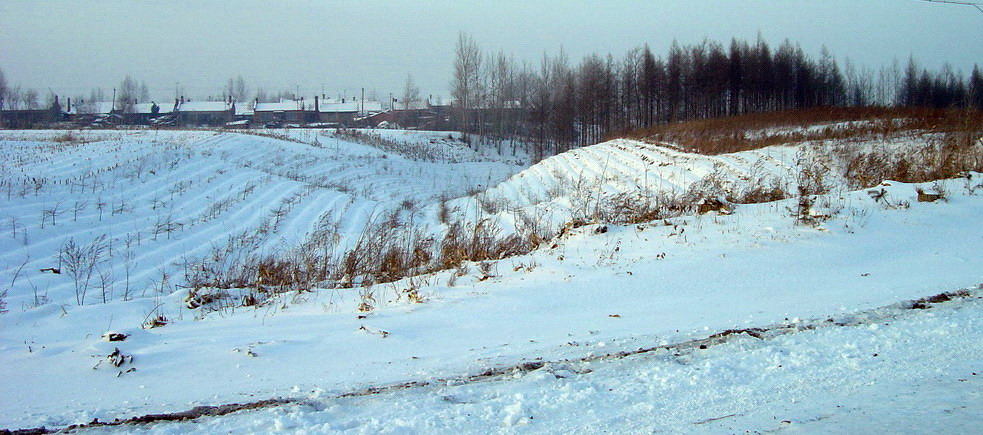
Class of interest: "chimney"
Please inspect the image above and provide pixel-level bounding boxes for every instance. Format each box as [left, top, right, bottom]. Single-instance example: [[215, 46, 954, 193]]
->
[[314, 95, 319, 112], [228, 95, 232, 104], [67, 97, 71, 112], [180, 96, 185, 104], [174, 98, 179, 111]]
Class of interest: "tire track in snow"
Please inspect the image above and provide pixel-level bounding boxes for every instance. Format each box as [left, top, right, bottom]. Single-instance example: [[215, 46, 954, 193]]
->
[[13, 288, 975, 434]]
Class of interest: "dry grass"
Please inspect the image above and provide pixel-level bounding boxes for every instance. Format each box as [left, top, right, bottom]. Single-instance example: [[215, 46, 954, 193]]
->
[[620, 107, 983, 155], [837, 132, 983, 189], [51, 131, 89, 145], [182, 207, 545, 312], [331, 128, 460, 162]]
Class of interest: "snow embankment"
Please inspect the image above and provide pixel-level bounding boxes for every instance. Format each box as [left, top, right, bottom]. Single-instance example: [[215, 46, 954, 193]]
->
[[446, 136, 949, 234]]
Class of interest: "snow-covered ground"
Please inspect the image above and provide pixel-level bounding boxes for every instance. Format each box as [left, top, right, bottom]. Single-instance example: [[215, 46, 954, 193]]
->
[[0, 128, 981, 432], [82, 288, 983, 434]]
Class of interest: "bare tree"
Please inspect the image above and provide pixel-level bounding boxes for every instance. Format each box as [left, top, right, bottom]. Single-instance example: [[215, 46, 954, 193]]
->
[[9, 85, 22, 110], [122, 237, 136, 301], [234, 76, 247, 102], [81, 87, 106, 114], [60, 235, 108, 305], [0, 67, 7, 126], [619, 47, 642, 129], [42, 200, 63, 227], [96, 197, 107, 221], [971, 64, 983, 109], [402, 73, 420, 110], [97, 265, 114, 303], [23, 88, 39, 110], [452, 32, 482, 142], [72, 200, 88, 222], [7, 215, 19, 239], [117, 75, 139, 113], [45, 91, 59, 111]]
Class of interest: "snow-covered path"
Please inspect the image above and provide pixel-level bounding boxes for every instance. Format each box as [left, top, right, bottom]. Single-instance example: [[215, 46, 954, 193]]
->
[[73, 289, 983, 434]]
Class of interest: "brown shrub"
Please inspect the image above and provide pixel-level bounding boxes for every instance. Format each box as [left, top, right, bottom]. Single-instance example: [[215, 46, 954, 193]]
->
[[839, 132, 983, 189]]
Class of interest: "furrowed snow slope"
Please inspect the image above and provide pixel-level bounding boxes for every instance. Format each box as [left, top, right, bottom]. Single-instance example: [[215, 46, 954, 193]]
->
[[0, 130, 521, 308]]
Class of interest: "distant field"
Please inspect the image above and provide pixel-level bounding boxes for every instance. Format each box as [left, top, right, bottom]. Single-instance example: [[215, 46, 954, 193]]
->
[[0, 129, 524, 309]]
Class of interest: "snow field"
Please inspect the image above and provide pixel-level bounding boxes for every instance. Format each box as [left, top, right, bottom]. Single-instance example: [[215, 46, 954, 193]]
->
[[1, 128, 981, 431], [85, 291, 983, 434], [0, 130, 522, 308]]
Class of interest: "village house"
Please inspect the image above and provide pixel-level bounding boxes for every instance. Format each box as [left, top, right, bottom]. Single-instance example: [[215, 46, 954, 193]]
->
[[316, 100, 360, 125], [0, 96, 68, 128], [2, 93, 391, 129], [253, 97, 384, 127], [363, 97, 451, 130], [174, 98, 234, 126], [253, 99, 310, 126], [127, 101, 177, 125], [233, 100, 255, 122]]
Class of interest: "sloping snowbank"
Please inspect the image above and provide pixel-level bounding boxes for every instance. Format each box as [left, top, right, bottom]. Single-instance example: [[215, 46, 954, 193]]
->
[[443, 136, 953, 234]]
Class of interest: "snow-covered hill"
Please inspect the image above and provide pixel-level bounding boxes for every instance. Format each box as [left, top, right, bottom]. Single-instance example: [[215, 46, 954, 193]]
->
[[445, 134, 959, 233]]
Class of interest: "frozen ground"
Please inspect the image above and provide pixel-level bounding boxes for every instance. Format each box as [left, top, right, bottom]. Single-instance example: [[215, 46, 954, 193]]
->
[[0, 129, 981, 432]]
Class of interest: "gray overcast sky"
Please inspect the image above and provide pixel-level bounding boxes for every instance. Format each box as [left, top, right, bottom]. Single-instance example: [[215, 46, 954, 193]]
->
[[1, 0, 980, 102]]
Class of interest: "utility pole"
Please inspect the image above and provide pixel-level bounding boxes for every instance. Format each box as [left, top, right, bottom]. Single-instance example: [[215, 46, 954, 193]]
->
[[112, 88, 117, 112], [918, 0, 983, 14]]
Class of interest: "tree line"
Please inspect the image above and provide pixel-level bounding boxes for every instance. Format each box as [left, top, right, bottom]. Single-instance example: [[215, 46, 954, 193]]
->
[[450, 33, 983, 159]]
